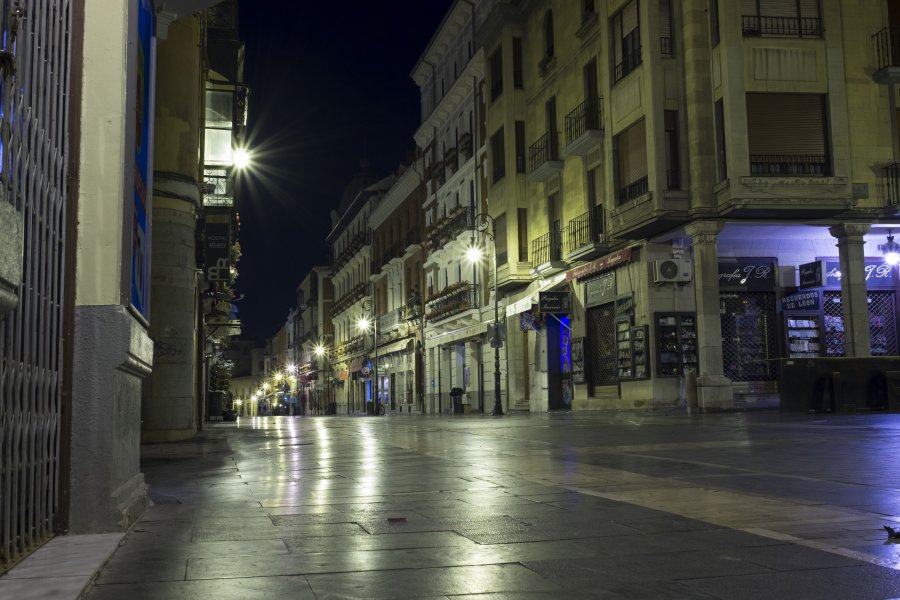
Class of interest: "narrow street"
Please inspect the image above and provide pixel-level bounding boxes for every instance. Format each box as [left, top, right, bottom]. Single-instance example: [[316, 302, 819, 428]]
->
[[62, 412, 900, 598]]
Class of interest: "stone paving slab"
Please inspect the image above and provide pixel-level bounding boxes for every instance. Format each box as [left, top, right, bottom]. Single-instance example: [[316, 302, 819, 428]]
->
[[9, 412, 900, 599]]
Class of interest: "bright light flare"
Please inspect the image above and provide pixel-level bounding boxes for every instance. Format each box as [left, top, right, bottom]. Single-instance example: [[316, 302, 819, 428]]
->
[[357, 316, 371, 331], [232, 147, 252, 169], [314, 344, 326, 358], [465, 244, 485, 264]]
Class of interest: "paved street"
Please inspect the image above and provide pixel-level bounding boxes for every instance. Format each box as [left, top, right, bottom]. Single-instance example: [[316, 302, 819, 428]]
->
[[17, 410, 900, 598]]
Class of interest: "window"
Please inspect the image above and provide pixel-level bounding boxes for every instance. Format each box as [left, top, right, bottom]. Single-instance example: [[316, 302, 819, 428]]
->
[[586, 165, 601, 206], [515, 121, 526, 173], [741, 0, 823, 38], [512, 37, 523, 88], [491, 128, 506, 183], [710, 0, 720, 46], [614, 118, 648, 205], [517, 208, 529, 261], [583, 0, 596, 20], [495, 213, 508, 266], [746, 93, 829, 175], [543, 11, 555, 58], [490, 46, 503, 101], [659, 0, 674, 56], [664, 110, 680, 189], [715, 99, 727, 181], [612, 1, 641, 83]]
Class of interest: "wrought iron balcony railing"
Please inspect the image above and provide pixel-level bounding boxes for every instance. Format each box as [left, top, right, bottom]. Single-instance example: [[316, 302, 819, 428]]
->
[[874, 28, 900, 73], [528, 131, 560, 173], [618, 175, 649, 205], [741, 15, 822, 38], [613, 47, 641, 82], [566, 205, 605, 253], [749, 154, 829, 176], [878, 163, 900, 207], [564, 97, 603, 146], [531, 229, 563, 266], [424, 283, 479, 322]]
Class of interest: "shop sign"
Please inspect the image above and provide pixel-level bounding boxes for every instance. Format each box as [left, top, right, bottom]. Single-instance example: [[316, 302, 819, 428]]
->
[[585, 272, 615, 307], [824, 258, 896, 288], [538, 291, 571, 314], [566, 247, 633, 280], [781, 290, 820, 311], [615, 294, 634, 316], [798, 260, 824, 289], [718, 260, 777, 291]]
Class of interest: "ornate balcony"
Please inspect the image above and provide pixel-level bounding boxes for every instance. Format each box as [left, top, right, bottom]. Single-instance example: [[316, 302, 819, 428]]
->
[[564, 97, 603, 157], [527, 132, 563, 182], [425, 282, 479, 323], [530, 230, 566, 277], [565, 205, 606, 262], [873, 28, 900, 83], [878, 163, 900, 209], [424, 206, 474, 252]]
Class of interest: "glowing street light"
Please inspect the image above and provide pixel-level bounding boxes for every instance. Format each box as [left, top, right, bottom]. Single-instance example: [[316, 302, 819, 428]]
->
[[233, 147, 252, 170], [358, 299, 380, 415]]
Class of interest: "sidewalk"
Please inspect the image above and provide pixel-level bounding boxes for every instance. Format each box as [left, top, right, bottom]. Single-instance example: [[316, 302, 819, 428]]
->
[[4, 411, 900, 599]]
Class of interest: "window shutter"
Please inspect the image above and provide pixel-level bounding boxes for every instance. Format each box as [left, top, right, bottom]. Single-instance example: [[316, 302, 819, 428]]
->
[[659, 0, 672, 39], [759, 0, 797, 18], [617, 119, 648, 185], [623, 1, 638, 34], [746, 93, 826, 155], [799, 0, 820, 18], [741, 0, 758, 15]]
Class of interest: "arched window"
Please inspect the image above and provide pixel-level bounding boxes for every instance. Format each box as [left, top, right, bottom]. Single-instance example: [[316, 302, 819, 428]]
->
[[543, 11, 555, 58]]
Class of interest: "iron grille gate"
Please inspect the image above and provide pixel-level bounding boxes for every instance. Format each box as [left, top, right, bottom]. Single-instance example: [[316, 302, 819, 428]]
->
[[720, 292, 778, 382], [0, 0, 72, 571], [823, 291, 898, 356], [587, 303, 617, 387]]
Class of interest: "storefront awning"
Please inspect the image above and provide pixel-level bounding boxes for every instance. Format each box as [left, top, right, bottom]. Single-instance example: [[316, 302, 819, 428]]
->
[[377, 338, 414, 356], [427, 322, 489, 346], [505, 272, 568, 317]]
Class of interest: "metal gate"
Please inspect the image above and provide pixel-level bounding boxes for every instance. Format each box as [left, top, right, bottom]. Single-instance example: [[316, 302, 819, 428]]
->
[[720, 292, 778, 382], [823, 290, 897, 356], [587, 303, 617, 388], [0, 0, 73, 571]]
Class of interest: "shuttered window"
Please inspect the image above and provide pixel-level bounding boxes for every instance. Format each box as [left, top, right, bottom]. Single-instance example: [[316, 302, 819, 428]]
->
[[495, 213, 508, 266], [659, 0, 673, 56], [615, 119, 649, 204], [746, 93, 830, 175], [612, 0, 642, 82]]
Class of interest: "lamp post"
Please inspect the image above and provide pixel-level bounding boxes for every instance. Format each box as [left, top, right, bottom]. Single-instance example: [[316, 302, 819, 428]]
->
[[466, 213, 503, 416], [358, 298, 380, 415], [407, 289, 427, 413]]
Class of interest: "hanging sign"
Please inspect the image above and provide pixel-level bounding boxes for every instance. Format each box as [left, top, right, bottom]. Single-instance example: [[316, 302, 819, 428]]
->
[[798, 260, 824, 289], [615, 294, 634, 316], [566, 247, 633, 280], [538, 291, 571, 314], [585, 272, 615, 307]]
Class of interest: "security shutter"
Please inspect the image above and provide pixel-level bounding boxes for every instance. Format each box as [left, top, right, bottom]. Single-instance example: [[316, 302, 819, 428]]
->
[[741, 0, 757, 15], [798, 0, 820, 18], [759, 0, 797, 18]]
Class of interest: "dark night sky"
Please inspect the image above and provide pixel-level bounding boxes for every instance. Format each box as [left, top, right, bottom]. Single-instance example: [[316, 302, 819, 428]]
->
[[235, 1, 453, 341]]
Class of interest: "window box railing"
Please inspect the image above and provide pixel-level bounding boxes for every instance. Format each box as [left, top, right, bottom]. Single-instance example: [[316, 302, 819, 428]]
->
[[566, 205, 605, 253], [332, 283, 367, 316], [378, 307, 405, 331], [564, 97, 603, 146], [741, 15, 822, 38], [878, 163, 900, 207], [874, 28, 900, 72], [749, 154, 829, 176], [618, 175, 649, 205], [528, 131, 561, 173], [613, 47, 642, 82], [425, 283, 479, 322], [332, 230, 368, 272], [531, 230, 563, 265], [660, 37, 674, 56], [425, 206, 475, 252]]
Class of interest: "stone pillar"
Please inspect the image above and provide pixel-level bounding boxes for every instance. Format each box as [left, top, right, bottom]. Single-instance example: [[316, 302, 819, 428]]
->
[[829, 224, 872, 357], [140, 17, 203, 442], [681, 0, 717, 214], [685, 221, 733, 409], [466, 339, 481, 412]]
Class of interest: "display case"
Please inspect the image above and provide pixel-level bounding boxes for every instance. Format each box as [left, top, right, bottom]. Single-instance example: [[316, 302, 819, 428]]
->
[[656, 313, 698, 377], [785, 314, 822, 358], [630, 325, 649, 379], [616, 318, 633, 379]]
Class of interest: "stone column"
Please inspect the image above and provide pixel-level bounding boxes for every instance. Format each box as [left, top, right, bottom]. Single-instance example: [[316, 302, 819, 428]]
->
[[685, 221, 733, 409], [140, 17, 202, 442], [681, 0, 717, 214], [829, 224, 872, 357]]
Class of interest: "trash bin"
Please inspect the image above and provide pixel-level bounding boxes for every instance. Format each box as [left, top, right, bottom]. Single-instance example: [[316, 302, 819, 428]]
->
[[450, 387, 464, 414]]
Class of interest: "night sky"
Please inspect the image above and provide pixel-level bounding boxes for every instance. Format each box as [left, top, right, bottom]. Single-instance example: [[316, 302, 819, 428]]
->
[[235, 1, 453, 341]]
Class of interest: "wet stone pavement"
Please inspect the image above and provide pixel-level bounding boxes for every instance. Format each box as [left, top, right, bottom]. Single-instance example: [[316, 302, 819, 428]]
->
[[83, 411, 900, 599]]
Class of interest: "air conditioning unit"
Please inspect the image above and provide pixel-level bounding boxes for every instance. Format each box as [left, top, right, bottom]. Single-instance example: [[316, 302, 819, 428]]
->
[[653, 259, 692, 283]]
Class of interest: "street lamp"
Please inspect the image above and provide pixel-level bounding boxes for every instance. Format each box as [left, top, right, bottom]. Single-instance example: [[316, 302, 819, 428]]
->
[[358, 298, 380, 415], [466, 213, 503, 416]]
